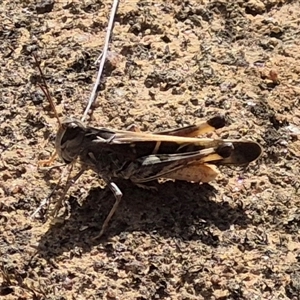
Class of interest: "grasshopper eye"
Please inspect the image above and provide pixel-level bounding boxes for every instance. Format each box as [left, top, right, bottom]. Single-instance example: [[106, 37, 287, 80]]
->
[[61, 125, 83, 145]]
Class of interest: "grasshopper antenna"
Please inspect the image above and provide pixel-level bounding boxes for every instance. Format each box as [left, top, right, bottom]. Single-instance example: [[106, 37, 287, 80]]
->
[[33, 53, 62, 127], [32, 53, 61, 166]]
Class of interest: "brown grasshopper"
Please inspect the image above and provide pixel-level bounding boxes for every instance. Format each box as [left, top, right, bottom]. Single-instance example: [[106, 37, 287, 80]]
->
[[33, 57, 262, 239]]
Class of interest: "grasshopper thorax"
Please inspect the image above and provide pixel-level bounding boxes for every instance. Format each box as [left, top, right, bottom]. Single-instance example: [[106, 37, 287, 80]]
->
[[55, 118, 87, 164]]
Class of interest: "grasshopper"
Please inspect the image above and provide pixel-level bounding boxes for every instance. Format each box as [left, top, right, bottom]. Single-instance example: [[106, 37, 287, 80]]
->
[[33, 56, 262, 239]]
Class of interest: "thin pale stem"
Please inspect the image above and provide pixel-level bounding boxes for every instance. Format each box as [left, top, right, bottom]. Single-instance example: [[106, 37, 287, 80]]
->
[[81, 0, 120, 122]]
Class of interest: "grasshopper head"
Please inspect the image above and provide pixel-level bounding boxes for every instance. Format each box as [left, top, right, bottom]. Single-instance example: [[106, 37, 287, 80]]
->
[[55, 118, 86, 164]]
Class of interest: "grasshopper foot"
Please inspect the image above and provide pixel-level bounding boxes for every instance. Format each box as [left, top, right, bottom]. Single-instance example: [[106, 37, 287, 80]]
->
[[93, 182, 123, 240], [38, 151, 57, 167]]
